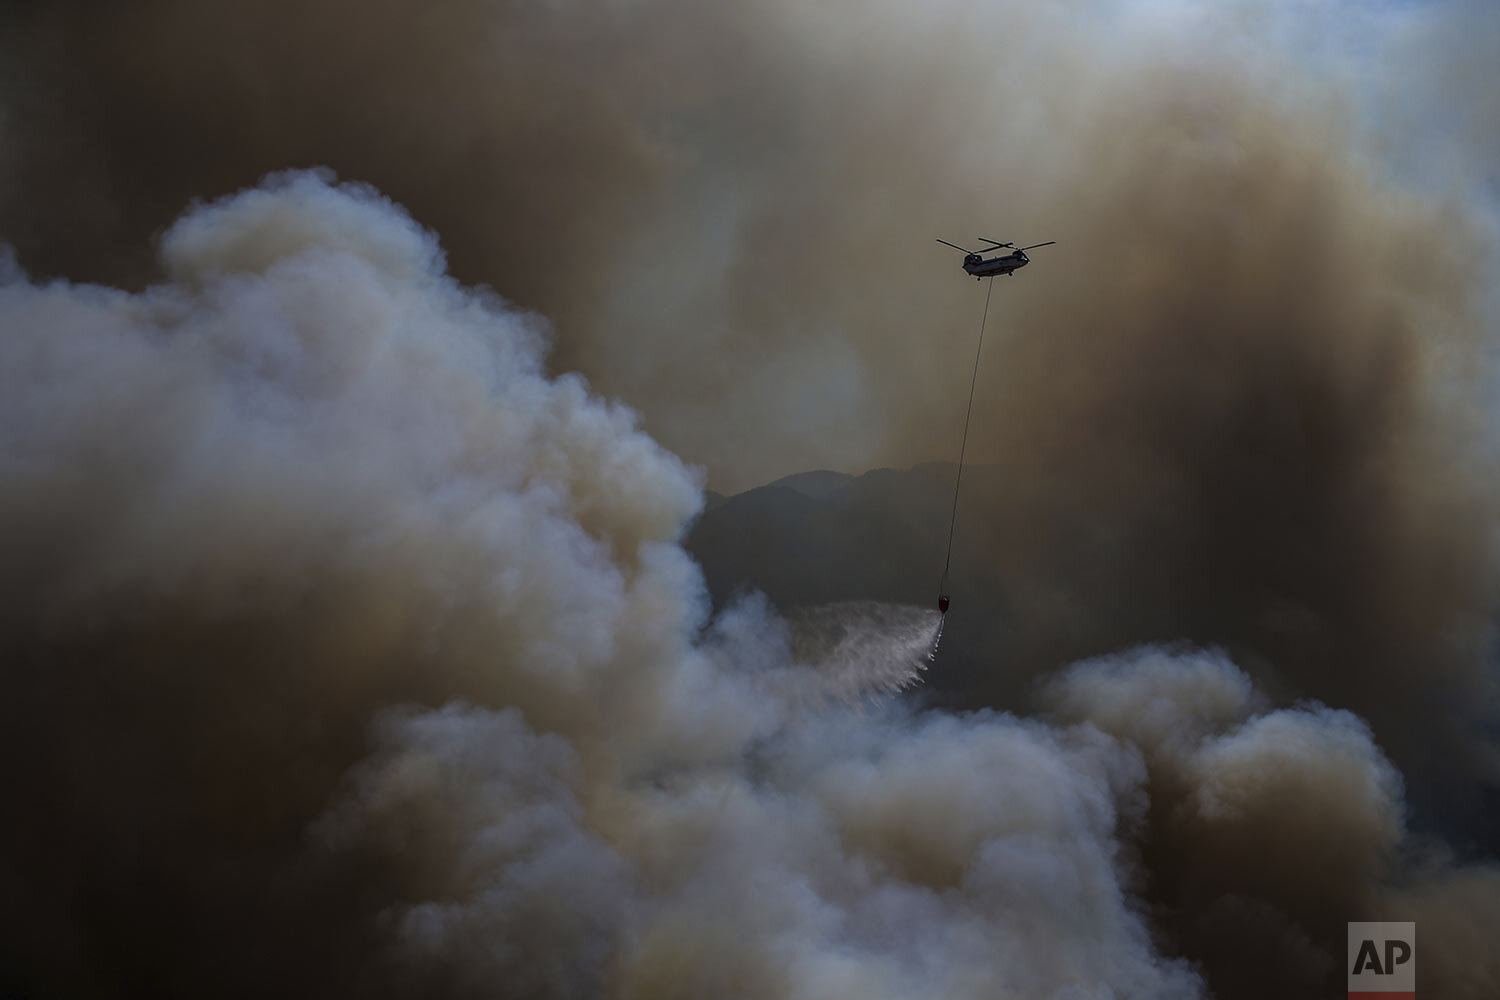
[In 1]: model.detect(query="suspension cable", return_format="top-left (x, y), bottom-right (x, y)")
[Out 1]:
top-left (938, 276), bottom-right (995, 609)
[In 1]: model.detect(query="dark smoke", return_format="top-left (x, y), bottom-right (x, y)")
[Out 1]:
top-left (3, 1), bottom-right (1500, 997)
top-left (16, 1), bottom-right (1494, 492)
top-left (946, 69), bottom-right (1500, 781)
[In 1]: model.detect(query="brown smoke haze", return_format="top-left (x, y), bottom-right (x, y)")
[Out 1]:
top-left (11, 0), bottom-right (1491, 489)
top-left (3, 1), bottom-right (1500, 998)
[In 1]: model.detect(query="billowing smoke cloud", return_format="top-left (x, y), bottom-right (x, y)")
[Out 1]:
top-left (4, 0), bottom-right (1500, 995)
top-left (0, 171), bottom-right (721, 996)
top-left (4, 5), bottom-right (1497, 775)
top-left (0, 173), bottom-right (1190, 997)
top-left (1043, 646), bottom-right (1500, 999)
top-left (2, 172), bottom-right (1497, 1000)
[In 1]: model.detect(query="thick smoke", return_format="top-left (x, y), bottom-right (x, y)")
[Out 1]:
top-left (1043, 646), bottom-right (1500, 999)
top-left (8, 1), bottom-right (1493, 489)
top-left (4, 5), bottom-right (1497, 771)
top-left (2, 172), bottom-right (1497, 1000)
top-left (3, 0), bottom-right (1500, 995)
top-left (0, 174), bottom-right (1201, 998)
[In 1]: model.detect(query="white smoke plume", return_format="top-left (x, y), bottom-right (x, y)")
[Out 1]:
top-left (2, 173), bottom-right (1496, 999)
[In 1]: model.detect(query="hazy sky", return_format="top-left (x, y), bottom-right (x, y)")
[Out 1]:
top-left (3, 0), bottom-right (1495, 490)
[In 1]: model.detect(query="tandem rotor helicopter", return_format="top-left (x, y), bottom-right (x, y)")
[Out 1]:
top-left (931, 231), bottom-right (1057, 620)
top-left (936, 238), bottom-right (1056, 279)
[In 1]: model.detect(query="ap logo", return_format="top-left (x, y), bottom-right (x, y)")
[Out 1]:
top-left (1348, 922), bottom-right (1415, 999)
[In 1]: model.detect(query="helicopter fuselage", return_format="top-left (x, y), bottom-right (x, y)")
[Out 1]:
top-left (940, 238), bottom-right (1052, 277)
top-left (962, 251), bottom-right (1029, 278)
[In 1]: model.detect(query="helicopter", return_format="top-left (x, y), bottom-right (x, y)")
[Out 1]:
top-left (937, 238), bottom-right (1055, 279)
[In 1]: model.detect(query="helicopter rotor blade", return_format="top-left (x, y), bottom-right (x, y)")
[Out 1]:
top-left (979, 239), bottom-right (1013, 249)
top-left (1018, 241), bottom-right (1056, 251)
top-left (935, 239), bottom-right (972, 253)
